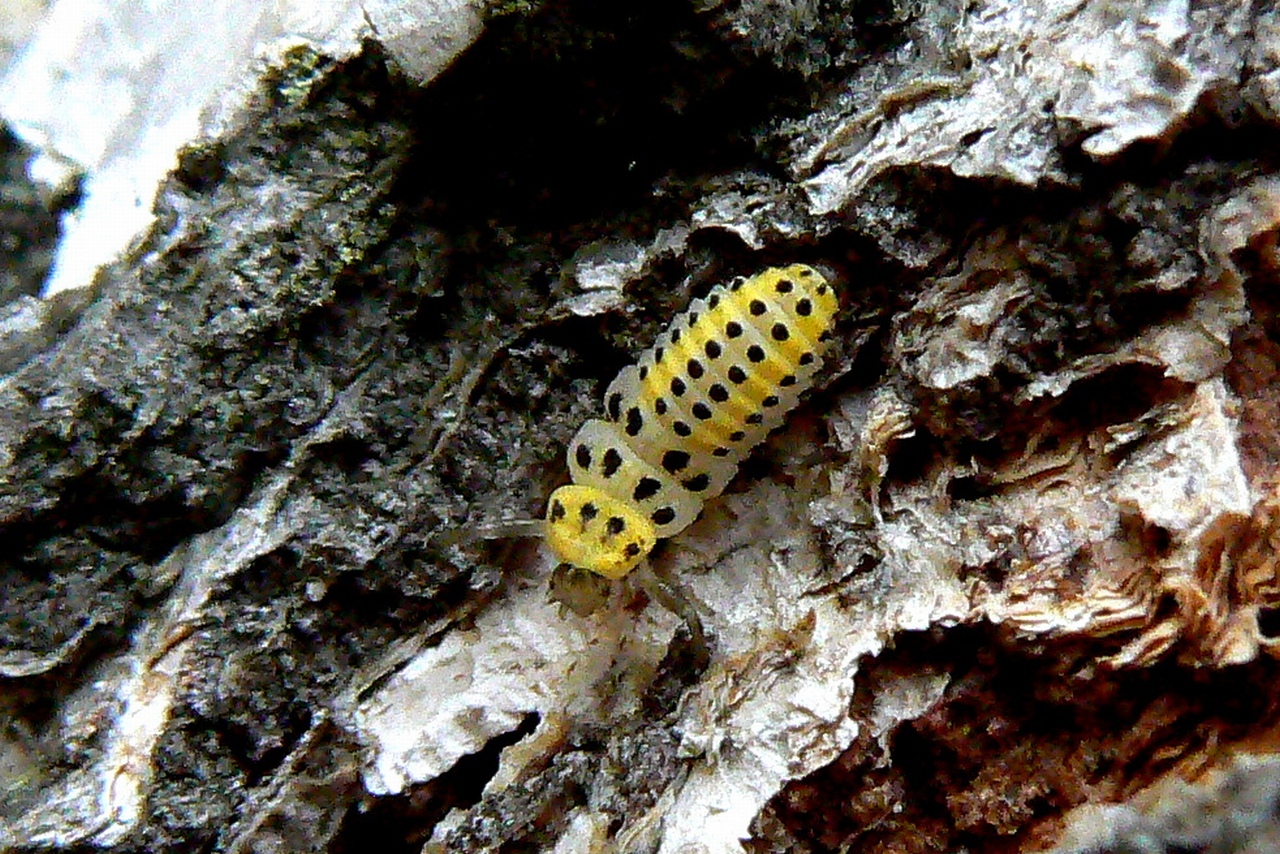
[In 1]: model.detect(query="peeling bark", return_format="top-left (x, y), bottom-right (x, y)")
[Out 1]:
top-left (1, 1), bottom-right (1279, 852)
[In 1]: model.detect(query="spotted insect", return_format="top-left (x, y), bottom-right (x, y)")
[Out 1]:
top-left (544, 263), bottom-right (839, 579)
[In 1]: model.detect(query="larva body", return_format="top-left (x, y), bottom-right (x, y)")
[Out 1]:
top-left (545, 264), bottom-right (838, 579)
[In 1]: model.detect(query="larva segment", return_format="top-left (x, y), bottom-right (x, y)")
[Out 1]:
top-left (637, 294), bottom-right (762, 452)
top-left (666, 264), bottom-right (836, 455)
top-left (603, 366), bottom-right (740, 495)
top-left (748, 265), bottom-right (839, 354)
top-left (683, 297), bottom-right (790, 448)
top-left (566, 418), bottom-right (704, 537)
top-left (545, 484), bottom-right (657, 579)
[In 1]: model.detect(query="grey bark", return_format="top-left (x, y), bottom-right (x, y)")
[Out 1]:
top-left (2, 1), bottom-right (1280, 852)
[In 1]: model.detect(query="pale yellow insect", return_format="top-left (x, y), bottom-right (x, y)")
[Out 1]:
top-left (546, 264), bottom-right (838, 578)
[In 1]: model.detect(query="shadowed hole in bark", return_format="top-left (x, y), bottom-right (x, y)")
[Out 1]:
top-left (332, 712), bottom-right (540, 854)
top-left (393, 0), bottom-right (817, 231)
top-left (1257, 607), bottom-right (1280, 641)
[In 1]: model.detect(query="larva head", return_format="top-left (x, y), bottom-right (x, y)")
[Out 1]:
top-left (544, 484), bottom-right (657, 579)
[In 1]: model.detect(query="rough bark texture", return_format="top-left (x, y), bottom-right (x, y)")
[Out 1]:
top-left (2, 1), bottom-right (1280, 852)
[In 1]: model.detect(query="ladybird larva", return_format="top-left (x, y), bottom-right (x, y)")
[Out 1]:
top-left (544, 263), bottom-right (839, 579)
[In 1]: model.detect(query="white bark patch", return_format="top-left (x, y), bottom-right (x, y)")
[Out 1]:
top-left (0, 0), bottom-right (484, 296)
top-left (796, 0), bottom-right (1254, 216)
top-left (354, 561), bottom-right (678, 796)
top-left (644, 479), bottom-right (967, 853)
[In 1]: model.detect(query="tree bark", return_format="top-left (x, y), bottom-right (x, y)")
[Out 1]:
top-left (2, 1), bottom-right (1279, 852)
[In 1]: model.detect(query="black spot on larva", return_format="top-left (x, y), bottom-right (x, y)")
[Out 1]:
top-left (749, 299), bottom-right (766, 316)
top-left (687, 358), bottom-right (705, 379)
top-left (819, 330), bottom-right (833, 342)
top-left (726, 321), bottom-right (743, 338)
top-left (747, 345), bottom-right (766, 363)
top-left (550, 500), bottom-right (566, 520)
top-left (608, 392), bottom-right (622, 420)
top-left (626, 407), bottom-right (643, 436)
top-left (763, 395), bottom-right (779, 407)
top-left (673, 421), bottom-right (692, 437)
top-left (730, 277), bottom-right (745, 292)
top-left (624, 542), bottom-right (642, 558)
top-left (639, 365), bottom-right (649, 380)
top-left (817, 284), bottom-right (829, 295)
top-left (607, 516), bottom-right (626, 535)
top-left (682, 473), bottom-right (710, 492)
top-left (799, 352), bottom-right (815, 365)
top-left (662, 449), bottom-right (690, 473)
top-left (655, 346), bottom-right (665, 363)
top-left (729, 430), bottom-right (746, 441)
top-left (692, 402), bottom-right (712, 420)
top-left (575, 444), bottom-right (592, 469)
top-left (771, 323), bottom-right (789, 342)
top-left (709, 383), bottom-right (729, 402)
top-left (709, 293), bottom-right (721, 308)
top-left (689, 311), bottom-right (699, 326)
top-left (705, 340), bottom-right (722, 359)
top-left (655, 397), bottom-right (668, 415)
top-left (776, 278), bottom-right (794, 294)
top-left (796, 298), bottom-right (812, 316)
top-left (712, 447), bottom-right (730, 457)
top-left (671, 376), bottom-right (686, 396)
top-left (780, 374), bottom-right (797, 387)
top-left (652, 507), bottom-right (676, 525)
top-left (746, 413), bottom-right (764, 425)
top-left (672, 328), bottom-right (682, 343)
top-left (602, 448), bottom-right (622, 477)
top-left (581, 502), bottom-right (599, 521)
top-left (728, 365), bottom-right (747, 384)
top-left (799, 268), bottom-right (814, 277)
top-left (634, 477), bottom-right (661, 501)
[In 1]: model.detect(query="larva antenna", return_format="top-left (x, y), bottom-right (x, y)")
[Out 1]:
top-left (434, 515), bottom-right (545, 549)
top-left (635, 558), bottom-right (712, 667)
top-left (480, 517), bottom-right (546, 540)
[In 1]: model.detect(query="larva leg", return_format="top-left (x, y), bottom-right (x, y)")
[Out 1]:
top-left (636, 560), bottom-right (714, 672)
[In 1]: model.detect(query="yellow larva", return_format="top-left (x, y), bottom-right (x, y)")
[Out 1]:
top-left (544, 264), bottom-right (838, 579)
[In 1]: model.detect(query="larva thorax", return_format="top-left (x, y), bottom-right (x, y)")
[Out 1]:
top-left (544, 263), bottom-right (838, 577)
top-left (544, 484), bottom-right (657, 580)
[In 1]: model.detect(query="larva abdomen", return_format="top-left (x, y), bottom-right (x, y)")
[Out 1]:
top-left (566, 417), bottom-right (703, 537)
top-left (545, 263), bottom-right (838, 577)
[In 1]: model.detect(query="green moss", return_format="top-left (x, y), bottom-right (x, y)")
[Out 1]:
top-left (274, 44), bottom-right (330, 108)
top-left (483, 0), bottom-right (546, 21)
